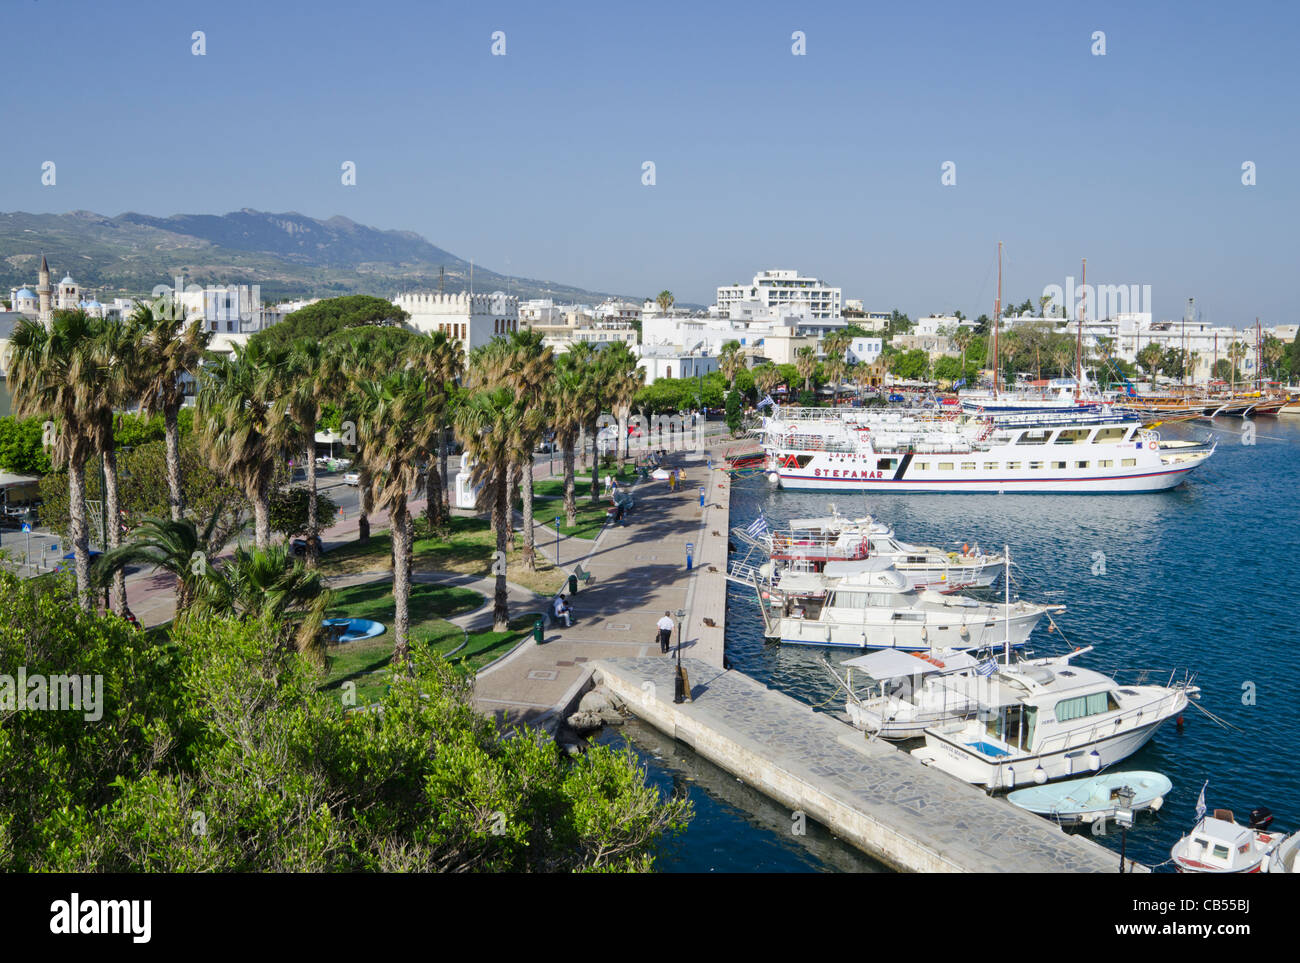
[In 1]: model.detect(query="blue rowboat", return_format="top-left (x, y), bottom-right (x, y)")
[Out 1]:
top-left (1007, 771), bottom-right (1172, 825)
top-left (322, 617), bottom-right (386, 643)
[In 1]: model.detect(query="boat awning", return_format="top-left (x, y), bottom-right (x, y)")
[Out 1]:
top-left (839, 649), bottom-right (981, 680)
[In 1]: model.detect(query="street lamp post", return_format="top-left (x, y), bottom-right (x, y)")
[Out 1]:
top-left (673, 607), bottom-right (689, 703)
top-left (555, 516), bottom-right (560, 566)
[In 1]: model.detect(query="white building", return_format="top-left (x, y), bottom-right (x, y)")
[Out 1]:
top-left (636, 345), bottom-right (719, 385)
top-left (593, 299), bottom-right (642, 323)
top-left (393, 291), bottom-right (520, 354)
top-left (717, 269), bottom-right (841, 320)
top-left (847, 337), bottom-right (884, 365)
top-left (912, 314), bottom-right (978, 337)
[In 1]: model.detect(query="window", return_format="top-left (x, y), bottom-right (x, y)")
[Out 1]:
top-left (1029, 461), bottom-right (1043, 469)
top-left (1094, 427), bottom-right (1126, 444)
top-left (1099, 459), bottom-right (1113, 468)
top-left (915, 462), bottom-right (928, 470)
top-left (938, 462), bottom-right (954, 471)
top-left (1076, 461), bottom-right (1089, 469)
top-left (1052, 461), bottom-right (1066, 469)
top-left (1122, 458), bottom-right (1137, 467)
top-left (983, 462), bottom-right (998, 470)
top-left (1212, 845), bottom-right (1231, 860)
top-left (1006, 461), bottom-right (1020, 470)
top-left (1054, 691), bottom-right (1119, 722)
top-left (877, 458), bottom-right (897, 471)
top-left (1016, 431), bottom-right (1048, 445)
top-left (962, 462), bottom-right (976, 470)
top-left (1054, 428), bottom-right (1089, 445)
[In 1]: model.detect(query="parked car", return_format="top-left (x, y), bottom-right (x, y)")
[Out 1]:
top-left (344, 472), bottom-right (361, 486)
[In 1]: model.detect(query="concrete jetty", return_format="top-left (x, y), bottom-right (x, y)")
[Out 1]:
top-left (594, 656), bottom-right (1136, 873)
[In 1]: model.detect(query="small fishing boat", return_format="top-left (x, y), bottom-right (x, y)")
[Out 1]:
top-left (1007, 771), bottom-right (1171, 825)
top-left (1171, 807), bottom-right (1289, 873)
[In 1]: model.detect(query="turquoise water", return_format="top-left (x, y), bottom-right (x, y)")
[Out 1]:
top-left (637, 415), bottom-right (1299, 871)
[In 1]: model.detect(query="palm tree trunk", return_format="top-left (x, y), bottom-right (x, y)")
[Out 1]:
top-left (164, 404), bottom-right (183, 522)
top-left (102, 446), bottom-right (126, 615)
top-left (589, 420), bottom-right (600, 502)
top-left (252, 475), bottom-right (271, 551)
top-left (438, 425), bottom-right (450, 516)
top-left (521, 456), bottom-right (536, 571)
top-left (562, 439), bottom-right (577, 528)
top-left (425, 458), bottom-right (444, 527)
top-left (68, 455), bottom-right (92, 611)
top-left (357, 466), bottom-right (372, 543)
top-left (390, 497), bottom-right (412, 672)
top-left (492, 469), bottom-right (509, 632)
top-left (305, 416), bottom-right (320, 567)
top-left (507, 463), bottom-right (520, 548)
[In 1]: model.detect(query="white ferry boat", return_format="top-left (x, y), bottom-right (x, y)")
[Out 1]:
top-left (760, 405), bottom-right (1215, 493)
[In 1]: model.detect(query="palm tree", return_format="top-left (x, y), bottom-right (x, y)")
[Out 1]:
top-left (200, 544), bottom-right (332, 665)
top-left (354, 369), bottom-right (438, 669)
top-left (821, 330), bottom-right (851, 405)
top-left (549, 358), bottom-right (587, 528)
top-left (656, 290), bottom-right (675, 316)
top-left (131, 299), bottom-right (209, 522)
top-left (471, 331), bottom-right (555, 570)
top-left (7, 311), bottom-right (102, 609)
top-left (1137, 343), bottom-right (1163, 380)
top-left (455, 385), bottom-right (522, 631)
top-left (794, 344), bottom-right (818, 397)
top-left (1227, 340), bottom-right (1247, 391)
top-left (283, 338), bottom-right (340, 567)
top-left (601, 341), bottom-right (644, 468)
top-left (717, 340), bottom-right (745, 391)
top-left (195, 340), bottom-right (289, 550)
top-left (87, 318), bottom-right (137, 615)
top-left (561, 342), bottom-right (606, 503)
top-left (952, 328), bottom-right (973, 380)
top-left (412, 330), bottom-right (465, 526)
top-left (93, 511), bottom-right (224, 614)
top-left (753, 362), bottom-right (781, 402)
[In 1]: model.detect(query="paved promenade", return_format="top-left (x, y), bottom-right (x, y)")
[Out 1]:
top-left (471, 449), bottom-right (730, 727)
top-left (595, 656), bottom-right (1137, 873)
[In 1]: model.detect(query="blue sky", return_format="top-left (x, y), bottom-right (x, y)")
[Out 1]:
top-left (4, 0), bottom-right (1297, 325)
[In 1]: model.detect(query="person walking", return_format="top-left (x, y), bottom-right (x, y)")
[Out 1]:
top-left (657, 611), bottom-right (674, 653)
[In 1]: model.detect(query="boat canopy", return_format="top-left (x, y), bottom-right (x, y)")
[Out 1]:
top-left (840, 649), bottom-right (981, 680)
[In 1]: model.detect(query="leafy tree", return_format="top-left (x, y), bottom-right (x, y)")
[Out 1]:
top-left (0, 571), bottom-right (690, 871)
top-left (268, 487), bottom-right (340, 539)
top-left (724, 389), bottom-right (742, 436)
top-left (0, 416), bottom-right (53, 475)
top-left (250, 295), bottom-right (410, 352)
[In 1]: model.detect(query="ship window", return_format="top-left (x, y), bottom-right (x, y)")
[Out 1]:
top-left (1095, 427), bottom-right (1126, 444)
top-left (1212, 845), bottom-right (1230, 860)
top-left (915, 462), bottom-right (928, 470)
top-left (1076, 461), bottom-right (1088, 468)
top-left (1052, 461), bottom-right (1066, 469)
top-left (1054, 691), bottom-right (1120, 722)
top-left (1054, 429), bottom-right (1089, 445)
top-left (1006, 461), bottom-right (1020, 470)
top-left (983, 462), bottom-right (997, 470)
top-left (1016, 431), bottom-right (1048, 445)
top-left (961, 462), bottom-right (975, 470)
top-left (877, 458), bottom-right (897, 470)
top-left (1099, 459), bottom-right (1113, 468)
top-left (938, 462), bottom-right (953, 470)
top-left (1122, 458), bottom-right (1137, 467)
top-left (1029, 461), bottom-right (1043, 469)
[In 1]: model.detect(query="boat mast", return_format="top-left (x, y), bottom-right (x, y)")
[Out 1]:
top-left (1076, 258), bottom-right (1086, 398)
top-left (1003, 545), bottom-right (1011, 665)
top-left (993, 241), bottom-right (1002, 398)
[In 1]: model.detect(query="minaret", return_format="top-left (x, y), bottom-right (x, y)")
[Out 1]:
top-left (37, 253), bottom-right (52, 326)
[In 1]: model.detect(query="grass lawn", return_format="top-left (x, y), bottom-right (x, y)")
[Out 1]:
top-left (318, 581), bottom-right (543, 704)
top-left (320, 515), bottom-right (567, 596)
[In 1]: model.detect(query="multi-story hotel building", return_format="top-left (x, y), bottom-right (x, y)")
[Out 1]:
top-left (716, 269), bottom-right (841, 320)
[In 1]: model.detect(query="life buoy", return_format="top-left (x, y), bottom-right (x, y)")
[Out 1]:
top-left (1150, 439), bottom-right (1159, 451)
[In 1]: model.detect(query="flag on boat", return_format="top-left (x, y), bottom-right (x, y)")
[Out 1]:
top-left (954, 378), bottom-right (966, 388)
top-left (1195, 780), bottom-right (1207, 821)
top-left (746, 512), bottom-right (769, 538)
top-left (757, 394), bottom-right (775, 410)
top-left (975, 658), bottom-right (997, 677)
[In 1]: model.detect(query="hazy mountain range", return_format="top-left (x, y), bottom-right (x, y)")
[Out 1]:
top-left (0, 209), bottom-right (628, 304)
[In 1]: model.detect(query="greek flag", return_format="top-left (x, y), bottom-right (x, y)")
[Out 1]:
top-left (975, 658), bottom-right (996, 677)
top-left (954, 378), bottom-right (966, 388)
top-left (746, 512), bottom-right (769, 538)
top-left (757, 394), bottom-right (775, 410)
top-left (1195, 780), bottom-right (1208, 821)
